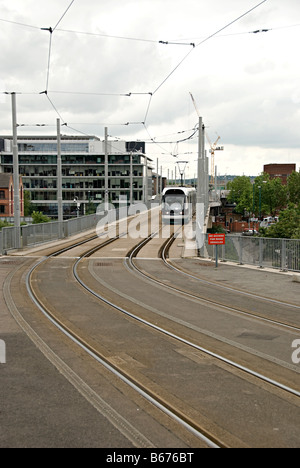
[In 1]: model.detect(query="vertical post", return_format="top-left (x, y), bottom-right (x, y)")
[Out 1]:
top-left (205, 152), bottom-right (209, 210)
top-left (197, 117), bottom-right (205, 206)
top-left (202, 122), bottom-right (206, 203)
top-left (130, 152), bottom-right (133, 206)
top-left (259, 238), bottom-right (264, 268)
top-left (11, 93), bottom-right (21, 249)
top-left (196, 117), bottom-right (205, 253)
top-left (144, 155), bottom-right (148, 206)
top-left (239, 236), bottom-right (243, 265)
top-left (156, 158), bottom-right (159, 199)
top-left (259, 186), bottom-right (262, 220)
top-left (104, 127), bottom-right (109, 210)
top-left (215, 245), bottom-right (219, 268)
top-left (281, 239), bottom-right (287, 271)
top-left (57, 119), bottom-right (63, 236)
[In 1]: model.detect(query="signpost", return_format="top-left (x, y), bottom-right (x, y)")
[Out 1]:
top-left (208, 234), bottom-right (226, 268)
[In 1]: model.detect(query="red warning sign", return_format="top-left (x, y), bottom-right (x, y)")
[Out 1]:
top-left (208, 234), bottom-right (226, 245)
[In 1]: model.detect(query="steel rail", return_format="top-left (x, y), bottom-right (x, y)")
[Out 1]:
top-left (164, 235), bottom-right (300, 310)
top-left (123, 236), bottom-right (300, 398)
top-left (25, 229), bottom-right (300, 449)
top-left (24, 221), bottom-right (222, 448)
top-left (128, 234), bottom-right (300, 333)
top-left (25, 246), bottom-right (222, 448)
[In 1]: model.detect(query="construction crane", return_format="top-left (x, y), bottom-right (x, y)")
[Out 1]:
top-left (189, 92), bottom-right (224, 185)
top-left (206, 134), bottom-right (224, 185)
top-left (189, 92), bottom-right (200, 117)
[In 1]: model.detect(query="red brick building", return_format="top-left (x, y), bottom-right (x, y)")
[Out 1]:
top-left (0, 173), bottom-right (24, 218)
top-left (264, 163), bottom-right (296, 185)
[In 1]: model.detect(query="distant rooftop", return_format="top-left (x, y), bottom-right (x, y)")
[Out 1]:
top-left (0, 135), bottom-right (99, 141)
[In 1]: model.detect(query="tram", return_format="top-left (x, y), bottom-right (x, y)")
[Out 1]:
top-left (161, 187), bottom-right (196, 224)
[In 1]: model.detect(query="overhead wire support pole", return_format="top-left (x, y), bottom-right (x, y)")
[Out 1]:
top-left (196, 117), bottom-right (206, 255)
top-left (57, 119), bottom-right (63, 233)
top-left (144, 155), bottom-right (148, 206)
top-left (104, 127), bottom-right (109, 210)
top-left (130, 152), bottom-right (133, 206)
top-left (11, 93), bottom-right (21, 249)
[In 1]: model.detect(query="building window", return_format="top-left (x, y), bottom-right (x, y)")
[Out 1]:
top-left (0, 205), bottom-right (5, 214)
top-left (0, 191), bottom-right (5, 200)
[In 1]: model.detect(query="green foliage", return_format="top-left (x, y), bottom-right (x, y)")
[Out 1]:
top-left (32, 211), bottom-right (51, 224)
top-left (253, 174), bottom-right (287, 217)
top-left (227, 176), bottom-right (253, 214)
top-left (85, 201), bottom-right (97, 215)
top-left (227, 172), bottom-right (299, 239)
top-left (0, 220), bottom-right (13, 231)
top-left (208, 225), bottom-right (227, 234)
top-left (287, 170), bottom-right (300, 205)
top-left (263, 204), bottom-right (300, 239)
top-left (24, 190), bottom-right (34, 217)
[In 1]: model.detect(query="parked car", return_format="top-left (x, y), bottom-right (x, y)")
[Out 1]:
top-left (242, 228), bottom-right (259, 236)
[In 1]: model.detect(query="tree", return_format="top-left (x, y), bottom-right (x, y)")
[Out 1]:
top-left (263, 204), bottom-right (300, 239)
top-left (227, 176), bottom-right (253, 215)
top-left (24, 190), bottom-right (34, 217)
top-left (287, 171), bottom-right (300, 205)
top-left (32, 211), bottom-right (51, 224)
top-left (250, 173), bottom-right (287, 218)
top-left (0, 220), bottom-right (13, 231)
top-left (263, 177), bottom-right (287, 216)
top-left (85, 201), bottom-right (96, 215)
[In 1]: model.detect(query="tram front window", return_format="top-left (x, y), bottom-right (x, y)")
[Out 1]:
top-left (163, 195), bottom-right (185, 211)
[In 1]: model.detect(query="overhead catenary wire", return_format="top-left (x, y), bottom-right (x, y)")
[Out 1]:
top-left (169, 22), bottom-right (300, 42)
top-left (53, 0), bottom-right (76, 32)
top-left (41, 0), bottom-right (76, 92)
top-left (152, 0), bottom-right (269, 95)
top-left (1, 0), bottom-right (271, 157)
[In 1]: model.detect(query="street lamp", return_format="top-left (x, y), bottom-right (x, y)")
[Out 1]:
top-left (177, 161), bottom-right (188, 187)
top-left (258, 186), bottom-right (262, 220)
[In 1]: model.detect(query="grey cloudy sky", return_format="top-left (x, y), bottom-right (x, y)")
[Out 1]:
top-left (0, 0), bottom-right (299, 178)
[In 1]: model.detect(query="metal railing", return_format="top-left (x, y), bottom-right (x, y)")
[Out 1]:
top-left (1, 213), bottom-right (299, 273)
top-left (204, 235), bottom-right (300, 272)
top-left (0, 213), bottom-right (102, 255)
top-left (0, 202), bottom-right (151, 255)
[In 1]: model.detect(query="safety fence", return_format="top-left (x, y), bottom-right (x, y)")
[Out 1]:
top-left (0, 213), bottom-right (99, 255)
top-left (204, 235), bottom-right (300, 273)
top-left (0, 210), bottom-right (124, 255)
top-left (1, 215), bottom-right (299, 273)
top-left (0, 203), bottom-right (151, 256)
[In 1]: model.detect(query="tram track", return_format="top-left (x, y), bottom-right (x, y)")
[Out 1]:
top-left (25, 234), bottom-right (223, 448)
top-left (16, 217), bottom-right (300, 447)
top-left (165, 234), bottom-right (300, 310)
top-left (122, 235), bottom-right (300, 394)
top-left (81, 246), bottom-right (300, 399)
top-left (127, 233), bottom-right (300, 334)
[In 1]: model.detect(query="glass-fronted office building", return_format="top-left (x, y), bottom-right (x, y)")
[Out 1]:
top-left (0, 135), bottom-right (153, 217)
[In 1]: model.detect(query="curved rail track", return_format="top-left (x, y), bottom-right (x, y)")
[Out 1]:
top-left (127, 233), bottom-right (300, 334)
top-left (164, 234), bottom-right (300, 309)
top-left (25, 235), bottom-right (222, 448)
top-left (21, 220), bottom-right (300, 448)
